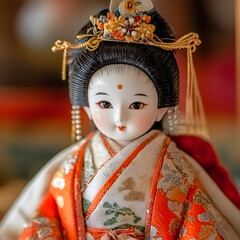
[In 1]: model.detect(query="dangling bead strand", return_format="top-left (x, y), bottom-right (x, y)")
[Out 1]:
top-left (71, 105), bottom-right (82, 142)
top-left (162, 106), bottom-right (179, 135)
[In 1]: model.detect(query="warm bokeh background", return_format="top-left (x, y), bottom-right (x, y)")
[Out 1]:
top-left (0, 0), bottom-right (239, 219)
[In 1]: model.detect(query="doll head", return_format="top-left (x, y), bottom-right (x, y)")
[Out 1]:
top-left (84, 64), bottom-right (167, 146)
top-left (52, 1), bottom-right (204, 140)
top-left (67, 9), bottom-right (180, 142)
top-left (68, 9), bottom-right (179, 109)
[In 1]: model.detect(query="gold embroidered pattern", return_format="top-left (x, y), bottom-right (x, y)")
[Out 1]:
top-left (118, 177), bottom-right (145, 202)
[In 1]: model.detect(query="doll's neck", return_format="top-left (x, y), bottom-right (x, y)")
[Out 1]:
top-left (111, 139), bottom-right (133, 148)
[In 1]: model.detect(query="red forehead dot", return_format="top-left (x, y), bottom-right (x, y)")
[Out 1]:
top-left (117, 84), bottom-right (123, 90)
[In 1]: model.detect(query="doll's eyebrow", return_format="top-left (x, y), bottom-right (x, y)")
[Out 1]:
top-left (95, 92), bottom-right (108, 96)
top-left (134, 93), bottom-right (148, 97)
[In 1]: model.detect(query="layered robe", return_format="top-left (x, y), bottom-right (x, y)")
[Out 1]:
top-left (1, 130), bottom-right (240, 239)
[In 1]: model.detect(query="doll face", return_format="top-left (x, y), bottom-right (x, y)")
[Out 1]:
top-left (85, 65), bottom-right (166, 147)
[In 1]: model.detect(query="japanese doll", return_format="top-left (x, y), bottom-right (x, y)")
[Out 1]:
top-left (0, 0), bottom-right (240, 239)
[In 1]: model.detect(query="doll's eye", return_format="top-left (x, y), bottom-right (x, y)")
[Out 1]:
top-left (97, 101), bottom-right (113, 109)
top-left (129, 102), bottom-right (146, 110)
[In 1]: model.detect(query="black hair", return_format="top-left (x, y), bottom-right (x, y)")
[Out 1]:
top-left (68, 9), bottom-right (179, 108)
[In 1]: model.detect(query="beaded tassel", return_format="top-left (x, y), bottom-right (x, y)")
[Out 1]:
top-left (162, 106), bottom-right (179, 135)
top-left (71, 106), bottom-right (82, 142)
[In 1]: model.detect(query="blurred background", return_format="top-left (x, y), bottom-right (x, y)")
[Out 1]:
top-left (0, 0), bottom-right (239, 219)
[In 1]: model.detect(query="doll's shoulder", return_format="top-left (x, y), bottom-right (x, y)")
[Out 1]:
top-left (167, 134), bottom-right (240, 210)
top-left (49, 134), bottom-right (94, 179)
top-left (50, 131), bottom-right (97, 174)
top-left (159, 137), bottom-right (197, 193)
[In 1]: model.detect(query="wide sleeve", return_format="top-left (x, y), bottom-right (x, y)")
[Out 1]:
top-left (17, 150), bottom-right (81, 239)
top-left (18, 192), bottom-right (64, 240)
top-left (0, 143), bottom-right (80, 240)
top-left (178, 182), bottom-right (225, 239)
top-left (149, 141), bottom-right (240, 240)
top-left (171, 135), bottom-right (240, 209)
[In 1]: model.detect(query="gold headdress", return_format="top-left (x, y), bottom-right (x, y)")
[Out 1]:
top-left (52, 0), bottom-right (208, 140)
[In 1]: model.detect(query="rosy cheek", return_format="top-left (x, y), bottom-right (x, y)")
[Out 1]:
top-left (134, 114), bottom-right (155, 129)
top-left (92, 111), bottom-right (109, 129)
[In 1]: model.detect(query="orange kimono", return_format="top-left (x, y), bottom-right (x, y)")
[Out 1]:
top-left (18, 130), bottom-right (240, 239)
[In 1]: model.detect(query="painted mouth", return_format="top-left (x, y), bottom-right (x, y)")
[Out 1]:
top-left (117, 126), bottom-right (126, 131)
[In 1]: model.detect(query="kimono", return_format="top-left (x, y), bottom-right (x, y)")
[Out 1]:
top-left (1, 130), bottom-right (240, 239)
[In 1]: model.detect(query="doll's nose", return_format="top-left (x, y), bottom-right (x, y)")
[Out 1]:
top-left (115, 106), bottom-right (126, 123)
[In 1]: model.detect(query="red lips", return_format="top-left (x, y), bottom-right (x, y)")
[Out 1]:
top-left (117, 126), bottom-right (126, 131)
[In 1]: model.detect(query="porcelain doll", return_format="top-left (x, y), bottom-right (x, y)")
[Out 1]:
top-left (1, 0), bottom-right (240, 239)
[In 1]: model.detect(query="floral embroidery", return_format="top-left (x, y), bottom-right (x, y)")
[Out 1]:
top-left (192, 189), bottom-right (227, 239)
top-left (33, 217), bottom-right (50, 225)
top-left (19, 216), bottom-right (61, 239)
top-left (169, 218), bottom-right (180, 236)
top-left (86, 228), bottom-right (141, 240)
top-left (81, 147), bottom-right (95, 191)
top-left (198, 213), bottom-right (210, 222)
top-left (113, 224), bottom-right (144, 233)
top-left (37, 227), bottom-right (53, 238)
top-left (154, 143), bottom-right (203, 237)
top-left (56, 195), bottom-right (64, 208)
top-left (52, 177), bottom-right (65, 190)
top-left (51, 168), bottom-right (65, 191)
top-left (156, 143), bottom-right (197, 232)
top-left (62, 154), bottom-right (78, 174)
top-left (118, 177), bottom-right (136, 191)
top-left (199, 225), bottom-right (217, 240)
top-left (193, 190), bottom-right (211, 208)
top-left (102, 202), bottom-right (142, 229)
top-left (183, 214), bottom-right (196, 225)
top-left (82, 198), bottom-right (91, 214)
top-left (157, 153), bottom-right (191, 197)
top-left (179, 226), bottom-right (187, 237)
top-left (167, 201), bottom-right (183, 218)
top-left (150, 226), bottom-right (163, 240)
top-left (118, 177), bottom-right (145, 202)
